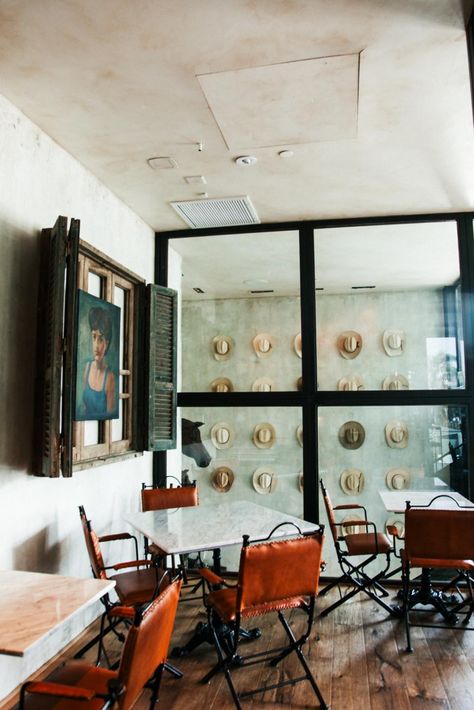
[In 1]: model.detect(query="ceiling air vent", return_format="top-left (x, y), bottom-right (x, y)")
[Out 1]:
top-left (170, 196), bottom-right (260, 229)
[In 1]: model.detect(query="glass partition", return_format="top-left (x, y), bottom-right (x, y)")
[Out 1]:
top-left (170, 231), bottom-right (301, 392)
top-left (314, 221), bottom-right (464, 391)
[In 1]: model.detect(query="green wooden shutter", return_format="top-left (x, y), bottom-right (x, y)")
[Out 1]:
top-left (146, 284), bottom-right (177, 450)
top-left (34, 216), bottom-right (68, 476)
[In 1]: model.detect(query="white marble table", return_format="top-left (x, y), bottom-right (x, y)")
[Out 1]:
top-left (125, 499), bottom-right (318, 560)
top-left (380, 489), bottom-right (473, 514)
top-left (0, 570), bottom-right (115, 656)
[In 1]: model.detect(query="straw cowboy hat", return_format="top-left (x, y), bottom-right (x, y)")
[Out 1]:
top-left (293, 333), bottom-right (302, 358)
top-left (338, 421), bottom-right (365, 449)
top-left (252, 467), bottom-right (278, 494)
top-left (210, 422), bottom-right (235, 450)
top-left (342, 514), bottom-right (364, 535)
top-left (252, 377), bottom-right (275, 392)
top-left (382, 373), bottom-right (409, 390)
top-left (386, 468), bottom-right (410, 491)
top-left (298, 472), bottom-right (304, 492)
top-left (337, 375), bottom-right (364, 391)
top-left (384, 421), bottom-right (409, 448)
top-left (296, 376), bottom-right (303, 391)
top-left (252, 422), bottom-right (276, 448)
top-left (210, 377), bottom-right (234, 393)
top-left (252, 333), bottom-right (274, 358)
top-left (337, 331), bottom-right (362, 359)
top-left (211, 466), bottom-right (235, 492)
top-left (382, 329), bottom-right (406, 357)
top-left (211, 335), bottom-right (234, 361)
top-left (340, 468), bottom-right (365, 495)
top-left (296, 424), bottom-right (303, 447)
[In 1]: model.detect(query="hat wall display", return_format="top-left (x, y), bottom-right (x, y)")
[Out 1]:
top-left (252, 422), bottom-right (276, 448)
top-left (211, 335), bottom-right (234, 361)
top-left (384, 421), bottom-right (409, 448)
top-left (338, 421), bottom-right (365, 449)
top-left (340, 468), bottom-right (365, 495)
top-left (294, 333), bottom-right (302, 358)
top-left (386, 467), bottom-right (410, 491)
top-left (252, 377), bottom-right (275, 392)
top-left (296, 424), bottom-right (303, 447)
top-left (211, 466), bottom-right (235, 492)
top-left (210, 422), bottom-right (235, 450)
top-left (252, 467), bottom-right (278, 494)
top-left (382, 373), bottom-right (409, 390)
top-left (382, 329), bottom-right (406, 357)
top-left (337, 331), bottom-right (362, 359)
top-left (210, 377), bottom-right (234, 393)
top-left (337, 375), bottom-right (364, 391)
top-left (252, 333), bottom-right (274, 358)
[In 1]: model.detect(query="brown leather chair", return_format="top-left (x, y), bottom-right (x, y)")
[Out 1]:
top-left (201, 523), bottom-right (328, 710)
top-left (319, 480), bottom-right (399, 617)
top-left (401, 496), bottom-right (474, 652)
top-left (19, 578), bottom-right (182, 709)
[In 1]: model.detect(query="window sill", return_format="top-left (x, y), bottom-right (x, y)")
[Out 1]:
top-left (73, 450), bottom-right (144, 472)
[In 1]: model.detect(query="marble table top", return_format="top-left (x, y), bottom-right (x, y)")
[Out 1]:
top-left (0, 570), bottom-right (114, 656)
top-left (380, 489), bottom-right (473, 514)
top-left (125, 500), bottom-right (319, 556)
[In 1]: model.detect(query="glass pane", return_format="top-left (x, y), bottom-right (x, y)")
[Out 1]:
top-left (111, 286), bottom-right (125, 441)
top-left (318, 404), bottom-right (469, 578)
top-left (170, 231), bottom-right (301, 392)
top-left (180, 406), bottom-right (303, 572)
top-left (315, 222), bottom-right (464, 391)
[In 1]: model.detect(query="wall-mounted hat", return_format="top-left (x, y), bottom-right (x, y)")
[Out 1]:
top-left (340, 468), bottom-right (365, 495)
top-left (252, 333), bottom-right (274, 358)
top-left (296, 424), bottom-right (303, 447)
top-left (385, 518), bottom-right (405, 538)
top-left (384, 421), bottom-right (409, 448)
top-left (296, 376), bottom-right (303, 391)
top-left (382, 373), bottom-right (409, 390)
top-left (338, 421), bottom-right (365, 449)
top-left (211, 335), bottom-right (234, 361)
top-left (252, 422), bottom-right (276, 448)
top-left (386, 468), bottom-right (410, 491)
top-left (337, 331), bottom-right (362, 359)
top-left (252, 377), bottom-right (274, 392)
top-left (294, 333), bottom-right (302, 358)
top-left (298, 471), bottom-right (304, 492)
top-left (342, 514), bottom-right (364, 535)
top-left (252, 467), bottom-right (277, 494)
top-left (210, 422), bottom-right (235, 450)
top-left (210, 377), bottom-right (234, 393)
top-left (382, 329), bottom-right (406, 357)
top-left (211, 466), bottom-right (234, 492)
top-left (337, 375), bottom-right (364, 391)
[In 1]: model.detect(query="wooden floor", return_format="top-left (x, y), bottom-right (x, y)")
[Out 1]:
top-left (18, 583), bottom-right (474, 710)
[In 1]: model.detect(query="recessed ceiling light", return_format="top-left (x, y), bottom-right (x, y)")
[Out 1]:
top-left (147, 156), bottom-right (178, 170)
top-left (184, 175), bottom-right (207, 184)
top-left (278, 150), bottom-right (294, 158)
top-left (235, 155), bottom-right (258, 166)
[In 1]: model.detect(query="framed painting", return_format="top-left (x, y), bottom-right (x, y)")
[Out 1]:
top-left (75, 290), bottom-right (120, 421)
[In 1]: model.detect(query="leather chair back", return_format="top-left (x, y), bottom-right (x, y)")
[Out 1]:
top-left (141, 484), bottom-right (198, 512)
top-left (405, 507), bottom-right (474, 561)
top-left (320, 482), bottom-right (338, 544)
top-left (79, 506), bottom-right (107, 580)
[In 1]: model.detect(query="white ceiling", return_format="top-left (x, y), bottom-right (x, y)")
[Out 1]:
top-left (1, 0), bottom-right (474, 233)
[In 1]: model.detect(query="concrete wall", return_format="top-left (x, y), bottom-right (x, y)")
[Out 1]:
top-left (0, 93), bottom-right (155, 700)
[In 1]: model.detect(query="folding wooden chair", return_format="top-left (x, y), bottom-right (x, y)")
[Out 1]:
top-left (20, 579), bottom-right (182, 709)
top-left (319, 480), bottom-right (399, 617)
top-left (201, 523), bottom-right (328, 710)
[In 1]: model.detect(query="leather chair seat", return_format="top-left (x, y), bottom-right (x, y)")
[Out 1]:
top-left (345, 532), bottom-right (391, 556)
top-left (400, 549), bottom-right (474, 570)
top-left (111, 566), bottom-right (167, 606)
top-left (207, 587), bottom-right (307, 623)
top-left (21, 662), bottom-right (116, 709)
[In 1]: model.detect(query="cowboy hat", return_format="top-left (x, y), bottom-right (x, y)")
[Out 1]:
top-left (337, 375), bottom-right (364, 391)
top-left (294, 333), bottom-right (302, 358)
top-left (384, 421), bottom-right (409, 448)
top-left (382, 373), bottom-right (409, 390)
top-left (211, 466), bottom-right (235, 492)
top-left (385, 468), bottom-right (410, 491)
top-left (210, 377), bottom-right (234, 393)
top-left (382, 329), bottom-right (406, 357)
top-left (296, 376), bottom-right (303, 391)
top-left (252, 467), bottom-right (277, 494)
top-left (337, 331), bottom-right (362, 359)
top-left (252, 333), bottom-right (274, 358)
top-left (296, 424), bottom-right (303, 447)
top-left (252, 377), bottom-right (275, 392)
top-left (210, 422), bottom-right (235, 450)
top-left (338, 421), bottom-right (365, 449)
top-left (252, 422), bottom-right (276, 448)
top-left (340, 468), bottom-right (365, 495)
top-left (298, 471), bottom-right (304, 492)
top-left (211, 335), bottom-right (234, 361)
top-left (342, 514), bottom-right (364, 535)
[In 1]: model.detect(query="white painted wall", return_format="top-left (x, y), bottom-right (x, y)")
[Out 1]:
top-left (0, 93), bottom-right (155, 700)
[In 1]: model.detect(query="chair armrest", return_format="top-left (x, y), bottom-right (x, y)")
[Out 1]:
top-left (198, 567), bottom-right (226, 587)
top-left (334, 504), bottom-right (366, 511)
top-left (386, 524), bottom-right (403, 557)
top-left (341, 519), bottom-right (375, 529)
top-left (107, 605), bottom-right (136, 620)
top-left (108, 559), bottom-right (152, 571)
top-left (98, 531), bottom-right (140, 560)
top-left (21, 681), bottom-right (96, 702)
